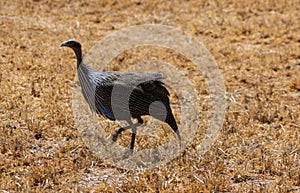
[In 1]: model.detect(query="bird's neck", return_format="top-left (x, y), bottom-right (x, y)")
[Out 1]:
top-left (73, 47), bottom-right (83, 69)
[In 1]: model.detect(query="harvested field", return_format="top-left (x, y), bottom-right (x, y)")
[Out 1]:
top-left (0, 0), bottom-right (299, 192)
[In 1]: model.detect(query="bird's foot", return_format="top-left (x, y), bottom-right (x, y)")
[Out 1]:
top-left (111, 126), bottom-right (129, 143)
top-left (137, 117), bottom-right (144, 124)
top-left (112, 132), bottom-right (118, 142)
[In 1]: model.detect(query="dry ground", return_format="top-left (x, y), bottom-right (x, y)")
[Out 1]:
top-left (0, 0), bottom-right (299, 192)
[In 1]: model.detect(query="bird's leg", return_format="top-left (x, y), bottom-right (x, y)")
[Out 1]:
top-left (112, 118), bottom-right (144, 156)
top-left (112, 118), bottom-right (143, 142)
top-left (137, 116), bottom-right (144, 124)
top-left (129, 120), bottom-right (137, 153)
top-left (121, 120), bottom-right (137, 158)
top-left (112, 125), bottom-right (131, 142)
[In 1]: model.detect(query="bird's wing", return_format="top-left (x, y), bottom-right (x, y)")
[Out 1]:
top-left (113, 72), bottom-right (165, 87)
top-left (97, 72), bottom-right (171, 118)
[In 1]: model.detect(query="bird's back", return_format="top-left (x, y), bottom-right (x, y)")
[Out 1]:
top-left (89, 72), bottom-right (171, 121)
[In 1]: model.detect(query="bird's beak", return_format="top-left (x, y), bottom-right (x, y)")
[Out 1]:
top-left (60, 41), bottom-right (68, 47)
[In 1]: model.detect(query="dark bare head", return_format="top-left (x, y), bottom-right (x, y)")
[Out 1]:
top-left (61, 39), bottom-right (83, 66)
top-left (61, 39), bottom-right (81, 49)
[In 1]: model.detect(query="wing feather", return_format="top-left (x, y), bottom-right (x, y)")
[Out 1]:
top-left (89, 71), bottom-right (171, 120)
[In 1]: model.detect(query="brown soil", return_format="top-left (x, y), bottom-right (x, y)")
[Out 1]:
top-left (0, 0), bottom-right (299, 192)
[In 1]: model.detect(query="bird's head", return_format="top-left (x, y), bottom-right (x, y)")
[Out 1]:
top-left (61, 40), bottom-right (83, 65)
top-left (61, 39), bottom-right (81, 49)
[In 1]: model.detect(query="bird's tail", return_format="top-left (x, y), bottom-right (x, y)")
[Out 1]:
top-left (165, 113), bottom-right (181, 141)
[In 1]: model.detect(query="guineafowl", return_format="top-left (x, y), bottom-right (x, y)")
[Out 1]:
top-left (61, 39), bottom-right (181, 153)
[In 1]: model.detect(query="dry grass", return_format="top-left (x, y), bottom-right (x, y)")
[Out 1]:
top-left (0, 0), bottom-right (299, 192)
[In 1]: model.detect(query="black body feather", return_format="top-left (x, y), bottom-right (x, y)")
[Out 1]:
top-left (61, 39), bottom-right (181, 152)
